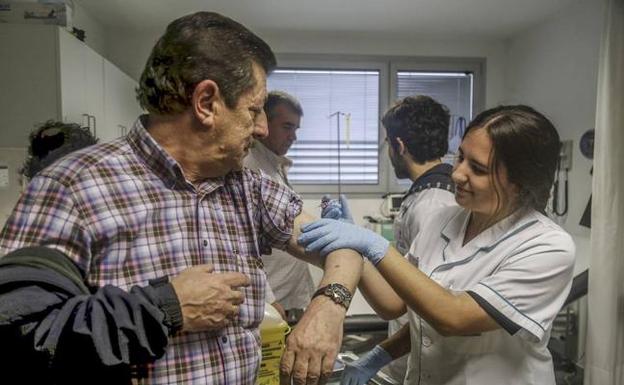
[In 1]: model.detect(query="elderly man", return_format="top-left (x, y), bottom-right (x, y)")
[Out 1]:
top-left (0, 12), bottom-right (362, 385)
top-left (244, 91), bottom-right (315, 322)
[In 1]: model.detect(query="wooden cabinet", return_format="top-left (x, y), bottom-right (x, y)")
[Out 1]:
top-left (0, 23), bottom-right (142, 147)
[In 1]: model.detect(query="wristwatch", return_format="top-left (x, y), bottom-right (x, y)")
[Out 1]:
top-left (312, 283), bottom-right (352, 310)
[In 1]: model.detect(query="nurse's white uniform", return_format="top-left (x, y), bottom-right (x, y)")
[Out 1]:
top-left (404, 206), bottom-right (575, 385)
top-left (385, 164), bottom-right (455, 383)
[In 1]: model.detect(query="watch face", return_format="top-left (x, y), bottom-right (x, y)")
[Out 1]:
top-left (314, 283), bottom-right (352, 309)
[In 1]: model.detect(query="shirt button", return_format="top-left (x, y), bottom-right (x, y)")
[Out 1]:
top-left (203, 240), bottom-right (208, 247)
top-left (221, 336), bottom-right (228, 343)
top-left (422, 336), bottom-right (432, 347)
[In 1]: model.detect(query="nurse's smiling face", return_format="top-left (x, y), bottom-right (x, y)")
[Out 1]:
top-left (451, 127), bottom-right (517, 221)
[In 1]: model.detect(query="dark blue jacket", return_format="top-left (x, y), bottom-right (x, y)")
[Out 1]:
top-left (0, 246), bottom-right (182, 384)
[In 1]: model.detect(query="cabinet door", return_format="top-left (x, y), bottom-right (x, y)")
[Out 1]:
top-left (103, 58), bottom-right (141, 142)
top-left (0, 24), bottom-right (60, 147)
top-left (84, 46), bottom-right (104, 140)
top-left (58, 27), bottom-right (88, 127)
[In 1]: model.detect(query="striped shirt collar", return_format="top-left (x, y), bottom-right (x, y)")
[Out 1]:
top-left (406, 162), bottom-right (455, 196)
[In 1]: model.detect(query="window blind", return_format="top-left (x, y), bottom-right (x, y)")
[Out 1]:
top-left (394, 71), bottom-right (474, 185)
top-left (267, 69), bottom-right (380, 184)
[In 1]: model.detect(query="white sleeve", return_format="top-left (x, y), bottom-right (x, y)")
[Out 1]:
top-left (469, 229), bottom-right (575, 342)
top-left (265, 279), bottom-right (276, 304)
top-left (406, 193), bottom-right (456, 250)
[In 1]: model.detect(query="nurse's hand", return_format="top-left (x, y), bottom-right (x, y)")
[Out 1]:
top-left (298, 219), bottom-right (389, 265)
top-left (321, 194), bottom-right (354, 223)
top-left (341, 345), bottom-right (393, 385)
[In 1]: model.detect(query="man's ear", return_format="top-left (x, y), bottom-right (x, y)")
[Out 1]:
top-left (192, 79), bottom-right (222, 128)
top-left (394, 137), bottom-right (407, 156)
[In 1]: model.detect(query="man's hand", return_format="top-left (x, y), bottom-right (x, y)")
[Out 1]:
top-left (170, 264), bottom-right (250, 332)
top-left (280, 297), bottom-right (345, 385)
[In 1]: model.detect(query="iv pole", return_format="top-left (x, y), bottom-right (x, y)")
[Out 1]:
top-left (328, 111), bottom-right (348, 196)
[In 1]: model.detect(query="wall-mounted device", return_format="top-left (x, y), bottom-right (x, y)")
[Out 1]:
top-left (385, 193), bottom-right (404, 214)
top-left (553, 140), bottom-right (572, 217)
top-left (559, 140), bottom-right (573, 171)
top-left (0, 164), bottom-right (9, 189)
top-left (580, 129), bottom-right (594, 159)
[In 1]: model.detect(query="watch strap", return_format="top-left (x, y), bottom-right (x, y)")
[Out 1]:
top-left (312, 283), bottom-right (352, 310)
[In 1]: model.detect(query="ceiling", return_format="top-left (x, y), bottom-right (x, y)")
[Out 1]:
top-left (76, 0), bottom-right (579, 40)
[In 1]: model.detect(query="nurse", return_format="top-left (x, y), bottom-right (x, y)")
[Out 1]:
top-left (298, 105), bottom-right (575, 385)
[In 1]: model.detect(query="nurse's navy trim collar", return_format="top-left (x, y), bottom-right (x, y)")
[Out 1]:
top-left (405, 163), bottom-right (455, 199)
top-left (437, 208), bottom-right (539, 265)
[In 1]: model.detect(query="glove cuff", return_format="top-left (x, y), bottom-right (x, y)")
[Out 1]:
top-left (360, 345), bottom-right (393, 371)
top-left (366, 237), bottom-right (390, 266)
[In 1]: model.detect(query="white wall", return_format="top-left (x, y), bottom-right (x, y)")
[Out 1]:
top-left (70, 0), bottom-right (108, 58)
top-left (503, 0), bottom-right (606, 273)
top-left (264, 31), bottom-right (508, 109)
top-left (503, 0), bottom-right (606, 363)
top-left (104, 29), bottom-right (508, 110)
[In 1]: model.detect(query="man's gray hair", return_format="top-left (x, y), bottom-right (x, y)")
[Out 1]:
top-left (264, 90), bottom-right (303, 120)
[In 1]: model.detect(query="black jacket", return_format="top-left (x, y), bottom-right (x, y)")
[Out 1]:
top-left (0, 246), bottom-right (182, 384)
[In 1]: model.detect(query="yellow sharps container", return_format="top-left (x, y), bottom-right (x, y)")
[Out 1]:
top-left (257, 304), bottom-right (290, 385)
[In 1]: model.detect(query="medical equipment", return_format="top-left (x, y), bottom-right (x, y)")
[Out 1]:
top-left (383, 193), bottom-right (404, 215)
top-left (363, 216), bottom-right (394, 244)
top-left (579, 129), bottom-right (594, 159)
top-left (258, 304), bottom-right (290, 385)
top-left (328, 111), bottom-right (351, 196)
top-left (552, 140), bottom-right (572, 216)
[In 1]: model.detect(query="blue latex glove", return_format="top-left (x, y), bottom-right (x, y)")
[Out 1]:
top-left (298, 219), bottom-right (390, 265)
top-left (341, 345), bottom-right (393, 385)
top-left (321, 194), bottom-right (354, 223)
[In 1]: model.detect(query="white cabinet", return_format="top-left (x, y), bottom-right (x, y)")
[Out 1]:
top-left (0, 24), bottom-right (141, 147)
top-left (101, 59), bottom-right (142, 142)
top-left (0, 24), bottom-right (59, 147)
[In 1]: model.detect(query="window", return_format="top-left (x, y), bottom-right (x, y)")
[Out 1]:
top-left (396, 71), bottom-right (473, 156)
top-left (392, 71), bottom-right (475, 187)
top-left (267, 69), bottom-right (380, 185)
top-left (268, 55), bottom-right (484, 195)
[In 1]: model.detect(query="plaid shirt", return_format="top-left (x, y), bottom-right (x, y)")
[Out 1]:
top-left (0, 116), bottom-right (303, 384)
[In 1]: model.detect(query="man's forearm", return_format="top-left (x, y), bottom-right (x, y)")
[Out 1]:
top-left (281, 210), bottom-right (364, 385)
top-left (286, 209), bottom-right (364, 281)
top-left (317, 249), bottom-right (362, 293)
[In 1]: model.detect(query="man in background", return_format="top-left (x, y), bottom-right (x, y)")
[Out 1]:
top-left (244, 91), bottom-right (315, 323)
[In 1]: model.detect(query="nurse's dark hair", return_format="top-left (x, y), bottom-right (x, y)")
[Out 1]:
top-left (137, 11), bottom-right (276, 114)
top-left (464, 105), bottom-right (560, 214)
